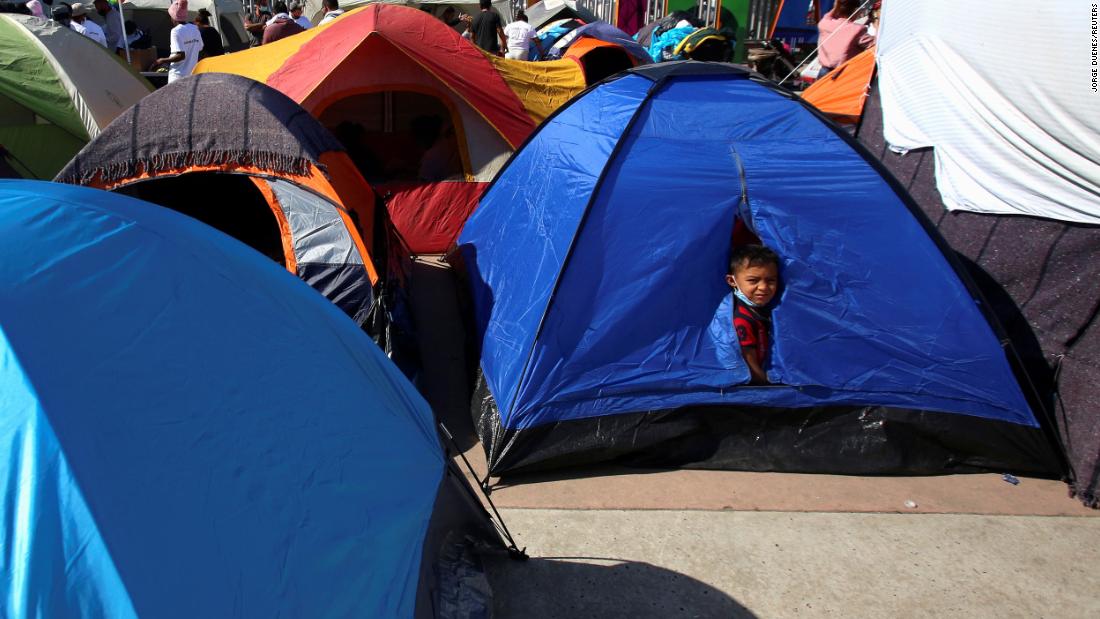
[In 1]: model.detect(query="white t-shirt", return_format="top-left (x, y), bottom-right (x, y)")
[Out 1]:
top-left (503, 20), bottom-right (536, 56)
top-left (72, 19), bottom-right (107, 47)
top-left (318, 9), bottom-right (343, 25)
top-left (168, 23), bottom-right (204, 83)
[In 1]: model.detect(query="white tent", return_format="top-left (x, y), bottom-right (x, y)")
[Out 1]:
top-left (877, 1), bottom-right (1100, 224)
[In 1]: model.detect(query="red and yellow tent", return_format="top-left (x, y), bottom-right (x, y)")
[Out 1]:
top-left (802, 46), bottom-right (877, 126)
top-left (196, 4), bottom-right (585, 255)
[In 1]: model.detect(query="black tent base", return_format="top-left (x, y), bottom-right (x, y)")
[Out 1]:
top-left (472, 374), bottom-right (1063, 480)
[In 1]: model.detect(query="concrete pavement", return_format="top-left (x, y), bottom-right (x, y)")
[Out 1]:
top-left (484, 510), bottom-right (1100, 618)
top-left (471, 459), bottom-right (1099, 617)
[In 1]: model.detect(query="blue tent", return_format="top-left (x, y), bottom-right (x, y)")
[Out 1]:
top-left (0, 181), bottom-right (495, 617)
top-left (544, 21), bottom-right (653, 65)
top-left (458, 63), bottom-right (1062, 477)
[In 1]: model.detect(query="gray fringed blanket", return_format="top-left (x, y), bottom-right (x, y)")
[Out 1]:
top-left (56, 73), bottom-right (344, 185)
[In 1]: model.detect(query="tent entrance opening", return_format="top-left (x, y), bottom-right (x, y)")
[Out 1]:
top-left (321, 91), bottom-right (465, 184)
top-left (116, 172), bottom-right (285, 264)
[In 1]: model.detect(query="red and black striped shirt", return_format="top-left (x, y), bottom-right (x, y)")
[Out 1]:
top-left (733, 297), bottom-right (771, 367)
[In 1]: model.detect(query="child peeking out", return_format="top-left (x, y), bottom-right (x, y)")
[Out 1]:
top-left (725, 244), bottom-right (780, 384)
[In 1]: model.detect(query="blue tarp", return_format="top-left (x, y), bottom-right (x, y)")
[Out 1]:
top-left (772, 0), bottom-right (836, 41)
top-left (646, 25), bottom-right (694, 61)
top-left (0, 181), bottom-right (443, 617)
top-left (533, 20), bottom-right (580, 58)
top-left (460, 65), bottom-right (1038, 433)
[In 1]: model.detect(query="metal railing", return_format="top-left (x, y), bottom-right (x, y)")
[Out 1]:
top-left (696, 0), bottom-right (717, 28)
top-left (552, 0), bottom-right (788, 36)
top-left (746, 0), bottom-right (781, 39)
top-left (580, 0), bottom-right (617, 24)
top-left (633, 0), bottom-right (783, 33)
top-left (643, 0), bottom-right (662, 25)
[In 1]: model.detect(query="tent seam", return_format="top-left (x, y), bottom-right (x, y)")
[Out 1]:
top-left (499, 75), bottom-right (665, 438)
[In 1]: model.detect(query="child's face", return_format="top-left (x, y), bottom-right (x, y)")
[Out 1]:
top-left (726, 262), bottom-right (779, 306)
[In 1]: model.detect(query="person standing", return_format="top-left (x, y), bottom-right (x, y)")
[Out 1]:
top-left (93, 0), bottom-right (123, 52)
top-left (194, 8), bottom-right (223, 57)
top-left (119, 19), bottom-right (153, 52)
top-left (816, 0), bottom-right (874, 77)
top-left (25, 1), bottom-right (45, 18)
top-left (261, 1), bottom-right (303, 44)
top-left (469, 0), bottom-right (505, 55)
top-left (317, 0), bottom-right (342, 25)
top-left (151, 0), bottom-right (204, 83)
top-left (502, 10), bottom-right (541, 60)
top-left (50, 3), bottom-right (73, 28)
top-left (438, 6), bottom-right (469, 34)
top-left (289, 1), bottom-right (310, 29)
top-left (244, 0), bottom-right (271, 46)
top-left (69, 3), bottom-right (107, 46)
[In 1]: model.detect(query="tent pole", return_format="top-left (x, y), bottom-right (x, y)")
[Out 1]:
top-left (438, 422), bottom-right (527, 560)
top-left (779, 0), bottom-right (870, 86)
top-left (119, 2), bottom-right (130, 64)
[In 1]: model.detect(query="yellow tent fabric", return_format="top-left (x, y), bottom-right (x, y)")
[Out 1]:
top-left (485, 53), bottom-right (585, 124)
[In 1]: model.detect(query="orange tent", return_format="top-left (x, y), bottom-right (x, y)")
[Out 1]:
top-left (564, 37), bottom-right (640, 84)
top-left (196, 5), bottom-right (585, 255)
top-left (802, 46), bottom-right (877, 125)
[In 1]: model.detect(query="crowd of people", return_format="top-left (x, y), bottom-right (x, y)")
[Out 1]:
top-left (0, 0), bottom-right (348, 82)
top-left (244, 0), bottom-right (323, 47)
top-left (438, 0), bottom-right (540, 61)
top-left (17, 0), bottom-right (124, 49)
top-left (0, 0), bottom-right (879, 113)
top-left (0, 0), bottom-right (230, 82)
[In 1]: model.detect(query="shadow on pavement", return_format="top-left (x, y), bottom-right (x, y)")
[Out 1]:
top-left (484, 554), bottom-right (757, 618)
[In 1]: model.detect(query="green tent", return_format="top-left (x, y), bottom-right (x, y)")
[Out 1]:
top-left (0, 14), bottom-right (152, 180)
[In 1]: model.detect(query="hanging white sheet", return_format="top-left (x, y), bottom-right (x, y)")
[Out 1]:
top-left (876, 1), bottom-right (1100, 224)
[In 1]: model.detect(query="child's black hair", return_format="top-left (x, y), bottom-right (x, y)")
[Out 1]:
top-left (728, 244), bottom-right (779, 274)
